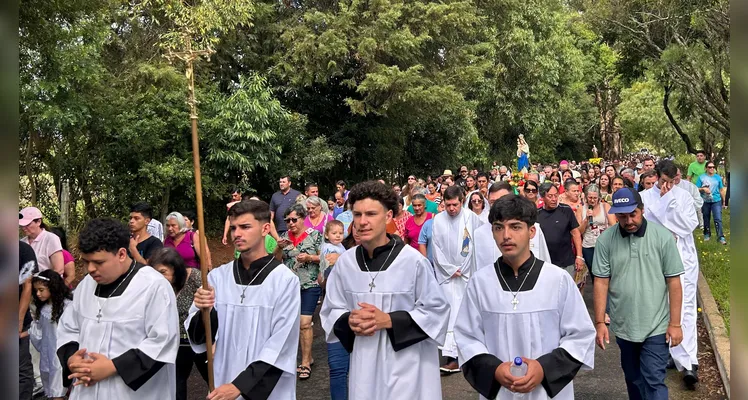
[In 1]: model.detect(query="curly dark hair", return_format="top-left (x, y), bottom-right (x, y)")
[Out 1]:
top-left (348, 181), bottom-right (398, 213)
top-left (32, 269), bottom-right (72, 324)
top-left (78, 218), bottom-right (130, 255)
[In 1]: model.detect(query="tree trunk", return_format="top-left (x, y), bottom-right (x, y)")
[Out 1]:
top-left (25, 129), bottom-right (37, 206)
top-left (78, 174), bottom-right (97, 220)
top-left (663, 84), bottom-right (698, 154)
top-left (159, 188), bottom-right (170, 223)
top-left (60, 180), bottom-right (71, 231)
top-left (594, 84), bottom-right (622, 160)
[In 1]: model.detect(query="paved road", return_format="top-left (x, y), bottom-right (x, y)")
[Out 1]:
top-left (187, 277), bottom-right (726, 399)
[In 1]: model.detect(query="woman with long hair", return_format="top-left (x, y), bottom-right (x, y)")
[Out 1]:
top-left (150, 247), bottom-right (206, 400)
top-left (604, 165), bottom-right (617, 181)
top-left (598, 174), bottom-right (612, 203)
top-left (549, 171), bottom-right (564, 194)
top-left (465, 191), bottom-right (489, 223)
top-left (30, 269), bottom-right (72, 400)
top-left (579, 184), bottom-right (615, 324)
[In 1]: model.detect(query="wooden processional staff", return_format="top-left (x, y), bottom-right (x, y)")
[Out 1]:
top-left (167, 38), bottom-right (216, 391)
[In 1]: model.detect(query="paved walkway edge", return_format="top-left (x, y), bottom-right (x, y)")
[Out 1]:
top-left (698, 270), bottom-right (731, 398)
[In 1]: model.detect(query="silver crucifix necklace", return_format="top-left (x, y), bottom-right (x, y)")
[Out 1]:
top-left (95, 261), bottom-right (136, 323)
top-left (235, 257), bottom-right (274, 303)
top-left (496, 258), bottom-right (536, 310)
top-left (360, 240), bottom-right (396, 292)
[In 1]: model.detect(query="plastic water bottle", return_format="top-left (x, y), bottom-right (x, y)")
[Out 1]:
top-left (510, 357), bottom-right (528, 398)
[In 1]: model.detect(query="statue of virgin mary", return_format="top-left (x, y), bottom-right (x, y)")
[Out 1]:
top-left (517, 134), bottom-right (530, 172)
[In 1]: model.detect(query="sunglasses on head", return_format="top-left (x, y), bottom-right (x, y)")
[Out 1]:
top-left (284, 217), bottom-right (299, 223)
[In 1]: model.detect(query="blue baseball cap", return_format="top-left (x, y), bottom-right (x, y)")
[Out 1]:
top-left (608, 188), bottom-right (642, 214)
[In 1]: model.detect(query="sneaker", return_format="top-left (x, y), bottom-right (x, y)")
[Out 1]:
top-left (719, 237), bottom-right (727, 245)
top-left (703, 235), bottom-right (710, 241)
top-left (440, 360), bottom-right (461, 373)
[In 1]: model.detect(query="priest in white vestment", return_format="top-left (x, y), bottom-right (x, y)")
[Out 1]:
top-left (321, 181), bottom-right (450, 400)
top-left (186, 200), bottom-right (300, 400)
top-left (434, 186), bottom-right (484, 372)
top-left (455, 195), bottom-right (595, 400)
top-left (641, 160), bottom-right (700, 386)
top-left (57, 218), bottom-right (179, 400)
top-left (474, 182), bottom-right (551, 268)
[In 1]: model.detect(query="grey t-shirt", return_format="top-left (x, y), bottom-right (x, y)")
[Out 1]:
top-left (269, 188), bottom-right (301, 232)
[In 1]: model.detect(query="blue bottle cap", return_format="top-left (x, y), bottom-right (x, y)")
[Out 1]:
top-left (514, 357), bottom-right (522, 366)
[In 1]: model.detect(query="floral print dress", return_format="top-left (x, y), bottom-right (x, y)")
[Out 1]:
top-left (280, 228), bottom-right (322, 290)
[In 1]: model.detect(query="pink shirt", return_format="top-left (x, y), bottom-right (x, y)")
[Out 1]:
top-left (304, 213), bottom-right (333, 234)
top-left (62, 249), bottom-right (74, 265)
top-left (21, 229), bottom-right (63, 274)
top-left (403, 213), bottom-right (433, 250)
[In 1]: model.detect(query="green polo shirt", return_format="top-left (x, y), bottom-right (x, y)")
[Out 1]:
top-left (687, 160), bottom-right (706, 183)
top-left (407, 199), bottom-right (439, 214)
top-left (591, 219), bottom-right (684, 342)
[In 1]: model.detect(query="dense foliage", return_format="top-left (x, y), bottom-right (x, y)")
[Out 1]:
top-left (20, 0), bottom-right (729, 233)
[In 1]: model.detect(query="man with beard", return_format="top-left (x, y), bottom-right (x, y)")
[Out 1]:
top-left (431, 186), bottom-right (484, 373)
top-left (593, 188), bottom-right (684, 399)
top-left (454, 166), bottom-right (469, 189)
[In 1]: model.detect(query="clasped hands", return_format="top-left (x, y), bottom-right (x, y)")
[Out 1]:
top-left (67, 348), bottom-right (117, 387)
top-left (494, 357), bottom-right (544, 393)
top-left (348, 302), bottom-right (391, 336)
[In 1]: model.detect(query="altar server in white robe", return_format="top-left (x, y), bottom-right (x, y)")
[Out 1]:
top-left (455, 195), bottom-right (595, 400)
top-left (321, 181), bottom-right (450, 400)
top-left (434, 186), bottom-right (483, 373)
top-left (186, 200), bottom-right (300, 400)
top-left (641, 160), bottom-right (700, 387)
top-left (474, 182), bottom-right (551, 268)
top-left (57, 218), bottom-right (179, 400)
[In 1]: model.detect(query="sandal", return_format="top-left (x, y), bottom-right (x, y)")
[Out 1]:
top-left (298, 366), bottom-right (311, 380)
top-left (296, 361), bottom-right (314, 373)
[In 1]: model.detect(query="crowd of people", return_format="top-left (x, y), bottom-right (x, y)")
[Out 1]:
top-left (17, 150), bottom-right (728, 400)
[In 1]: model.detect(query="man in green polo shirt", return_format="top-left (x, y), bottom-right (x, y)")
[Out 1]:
top-left (592, 188), bottom-right (684, 400)
top-left (686, 150), bottom-right (707, 183)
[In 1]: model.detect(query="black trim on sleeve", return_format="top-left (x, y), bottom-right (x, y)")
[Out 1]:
top-left (462, 353), bottom-right (503, 399)
top-left (57, 341), bottom-right (79, 388)
top-left (232, 361), bottom-right (283, 400)
top-left (536, 348), bottom-right (583, 398)
top-left (333, 312), bottom-right (355, 353)
top-left (112, 349), bottom-right (165, 391)
top-left (187, 308), bottom-right (218, 345)
top-left (385, 311), bottom-right (429, 351)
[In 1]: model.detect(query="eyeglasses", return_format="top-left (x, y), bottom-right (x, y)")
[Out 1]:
top-left (471, 199), bottom-right (484, 203)
top-left (283, 217), bottom-right (299, 223)
top-left (525, 188), bottom-right (538, 193)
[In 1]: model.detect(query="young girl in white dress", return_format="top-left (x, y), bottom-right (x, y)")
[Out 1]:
top-left (30, 269), bottom-right (72, 400)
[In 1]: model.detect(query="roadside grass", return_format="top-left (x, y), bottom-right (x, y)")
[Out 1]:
top-left (694, 208), bottom-right (730, 332)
